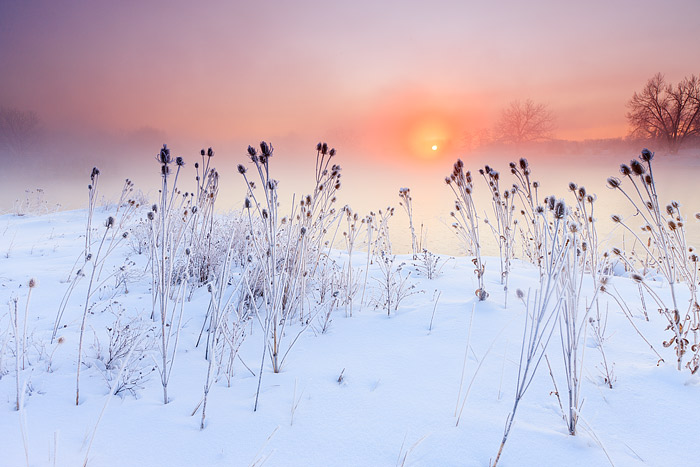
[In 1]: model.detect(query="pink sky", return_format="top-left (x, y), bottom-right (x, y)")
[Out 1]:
top-left (2, 0), bottom-right (699, 156)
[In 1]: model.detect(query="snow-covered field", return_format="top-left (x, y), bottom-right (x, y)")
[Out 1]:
top-left (1, 203), bottom-right (698, 467)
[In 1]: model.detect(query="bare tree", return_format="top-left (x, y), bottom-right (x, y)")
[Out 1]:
top-left (627, 73), bottom-right (700, 154)
top-left (0, 106), bottom-right (41, 155)
top-left (494, 99), bottom-right (555, 147)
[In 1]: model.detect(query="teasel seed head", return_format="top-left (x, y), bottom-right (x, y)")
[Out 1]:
top-left (105, 216), bottom-right (115, 228)
top-left (247, 145), bottom-right (257, 158)
top-left (631, 273), bottom-right (644, 283)
top-left (244, 198), bottom-right (251, 209)
top-left (554, 200), bottom-right (566, 219)
top-left (607, 177), bottom-right (621, 189)
top-left (547, 196), bottom-right (555, 211)
top-left (630, 160), bottom-right (645, 176)
top-left (258, 141), bottom-right (272, 158)
top-left (640, 148), bottom-right (654, 162)
top-left (158, 144), bottom-right (171, 164)
top-left (28, 278), bottom-right (36, 288)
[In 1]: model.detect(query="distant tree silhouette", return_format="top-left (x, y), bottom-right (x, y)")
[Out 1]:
top-left (627, 73), bottom-right (700, 154)
top-left (494, 99), bottom-right (555, 148)
top-left (0, 106), bottom-right (41, 155)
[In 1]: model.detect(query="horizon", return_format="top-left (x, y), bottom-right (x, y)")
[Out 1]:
top-left (1, 0), bottom-right (700, 237)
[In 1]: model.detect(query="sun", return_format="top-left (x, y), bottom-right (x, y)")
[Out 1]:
top-left (431, 145), bottom-right (438, 151)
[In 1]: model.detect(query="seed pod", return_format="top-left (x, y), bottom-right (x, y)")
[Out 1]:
top-left (640, 148), bottom-right (654, 162)
top-left (607, 177), bottom-right (621, 188)
top-left (554, 201), bottom-right (566, 219)
top-left (260, 141), bottom-right (272, 157)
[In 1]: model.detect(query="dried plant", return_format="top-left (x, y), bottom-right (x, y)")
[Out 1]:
top-left (372, 252), bottom-right (421, 316)
top-left (398, 187), bottom-right (419, 259)
top-left (148, 145), bottom-right (195, 404)
top-left (414, 249), bottom-right (449, 280)
top-left (446, 159), bottom-right (487, 300)
top-left (492, 204), bottom-right (571, 466)
top-left (341, 206), bottom-right (363, 317)
top-left (240, 141), bottom-right (336, 410)
top-left (589, 302), bottom-right (615, 389)
top-left (96, 308), bottom-right (156, 397)
top-left (607, 148), bottom-right (699, 371)
top-left (551, 198), bottom-right (601, 435)
top-left (480, 165), bottom-right (517, 305)
top-left (509, 158), bottom-right (544, 272)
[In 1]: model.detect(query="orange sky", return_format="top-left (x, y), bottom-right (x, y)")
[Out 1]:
top-left (2, 1), bottom-right (699, 149)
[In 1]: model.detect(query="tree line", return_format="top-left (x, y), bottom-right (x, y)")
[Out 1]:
top-left (467, 73), bottom-right (700, 154)
top-left (2, 73), bottom-right (699, 156)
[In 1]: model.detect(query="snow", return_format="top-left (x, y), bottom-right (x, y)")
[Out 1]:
top-left (0, 208), bottom-right (698, 466)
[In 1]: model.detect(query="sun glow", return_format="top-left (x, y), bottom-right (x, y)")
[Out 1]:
top-left (404, 114), bottom-right (459, 161)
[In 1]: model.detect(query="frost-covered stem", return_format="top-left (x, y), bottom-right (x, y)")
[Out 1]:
top-left (200, 286), bottom-right (219, 429)
top-left (76, 224), bottom-right (110, 406)
top-left (360, 217), bottom-right (373, 307)
top-left (85, 168), bottom-right (99, 261)
top-left (21, 285), bottom-right (33, 371)
top-left (399, 188), bottom-right (418, 259)
top-left (11, 299), bottom-right (20, 411)
top-left (446, 160), bottom-right (486, 300)
top-left (493, 221), bottom-right (568, 466)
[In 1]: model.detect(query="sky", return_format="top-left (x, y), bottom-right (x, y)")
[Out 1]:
top-left (1, 0), bottom-right (699, 234)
